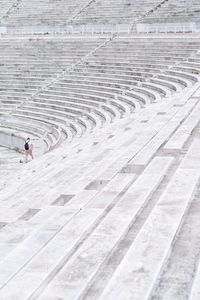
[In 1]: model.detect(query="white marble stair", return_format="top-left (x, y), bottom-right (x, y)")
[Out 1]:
top-left (0, 82), bottom-right (199, 300)
top-left (99, 145), bottom-right (200, 300)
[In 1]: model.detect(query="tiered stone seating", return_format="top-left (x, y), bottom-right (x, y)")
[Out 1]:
top-left (0, 3), bottom-right (200, 300)
top-left (0, 36), bottom-right (107, 148)
top-left (140, 0), bottom-right (200, 23)
top-left (0, 2), bottom-right (200, 300)
top-left (2, 0), bottom-right (163, 26)
top-left (0, 35), bottom-right (200, 151)
top-left (4, 0), bottom-right (200, 27)
top-left (0, 0), bottom-right (15, 19)
top-left (22, 36), bottom-right (200, 132)
top-left (0, 0), bottom-right (90, 26)
top-left (1, 0), bottom-right (200, 32)
top-left (0, 81), bottom-right (199, 299)
top-left (0, 36), bottom-right (103, 106)
top-left (0, 117), bottom-right (60, 153)
top-left (70, 0), bottom-right (163, 25)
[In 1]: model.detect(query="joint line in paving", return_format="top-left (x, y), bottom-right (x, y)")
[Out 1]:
top-left (26, 175), bottom-right (137, 300)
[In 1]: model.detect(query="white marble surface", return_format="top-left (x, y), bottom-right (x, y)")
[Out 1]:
top-left (0, 81), bottom-right (200, 300)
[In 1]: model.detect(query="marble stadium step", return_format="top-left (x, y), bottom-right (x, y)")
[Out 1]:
top-left (164, 101), bottom-right (200, 151)
top-left (0, 3), bottom-right (200, 300)
top-left (129, 96), bottom-right (200, 166)
top-left (32, 157), bottom-right (172, 300)
top-left (190, 258), bottom-right (200, 300)
top-left (99, 143), bottom-right (200, 300)
top-left (1, 0), bottom-right (164, 26)
top-left (0, 80), bottom-right (199, 198)
top-left (0, 35), bottom-right (199, 150)
top-left (0, 82), bottom-right (199, 299)
top-left (0, 118), bottom-right (64, 155)
top-left (139, 0), bottom-right (200, 24)
top-left (0, 94), bottom-right (182, 196)
top-left (149, 139), bottom-right (200, 300)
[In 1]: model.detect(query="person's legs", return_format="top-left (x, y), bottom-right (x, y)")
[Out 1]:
top-left (29, 145), bottom-right (34, 160)
top-left (30, 149), bottom-right (34, 160)
top-left (25, 150), bottom-right (33, 162)
top-left (25, 151), bottom-right (28, 163)
top-left (27, 149), bottom-right (34, 160)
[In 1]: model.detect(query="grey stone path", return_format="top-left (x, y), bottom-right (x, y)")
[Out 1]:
top-left (0, 82), bottom-right (200, 300)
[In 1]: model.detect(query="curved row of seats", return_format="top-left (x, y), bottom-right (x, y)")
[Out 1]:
top-left (0, 36), bottom-right (107, 150)
top-left (0, 0), bottom-right (15, 20)
top-left (1, 0), bottom-right (163, 26)
top-left (0, 116), bottom-right (63, 151)
top-left (0, 0), bottom-right (90, 25)
top-left (70, 0), bottom-right (163, 25)
top-left (2, 0), bottom-right (200, 27)
top-left (0, 35), bottom-right (200, 149)
top-left (12, 36), bottom-right (199, 136)
top-left (0, 84), bottom-right (200, 299)
top-left (140, 0), bottom-right (200, 23)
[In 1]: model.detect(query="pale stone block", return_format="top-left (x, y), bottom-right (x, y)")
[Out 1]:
top-left (130, 97), bottom-right (199, 165)
top-left (86, 191), bottom-right (119, 209)
top-left (103, 173), bottom-right (136, 192)
top-left (189, 260), bottom-right (200, 300)
top-left (165, 102), bottom-right (200, 150)
top-left (66, 190), bottom-right (97, 209)
top-left (35, 208), bottom-right (144, 300)
top-left (99, 169), bottom-right (199, 300)
top-left (0, 208), bottom-right (103, 299)
top-left (180, 139), bottom-right (200, 170)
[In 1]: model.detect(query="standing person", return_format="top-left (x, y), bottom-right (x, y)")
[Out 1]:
top-left (24, 137), bottom-right (34, 163)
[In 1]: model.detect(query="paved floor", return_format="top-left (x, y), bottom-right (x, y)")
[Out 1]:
top-left (0, 146), bottom-right (22, 178)
top-left (0, 82), bottom-right (200, 300)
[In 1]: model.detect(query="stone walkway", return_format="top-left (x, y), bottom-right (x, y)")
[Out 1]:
top-left (0, 82), bottom-right (200, 300)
